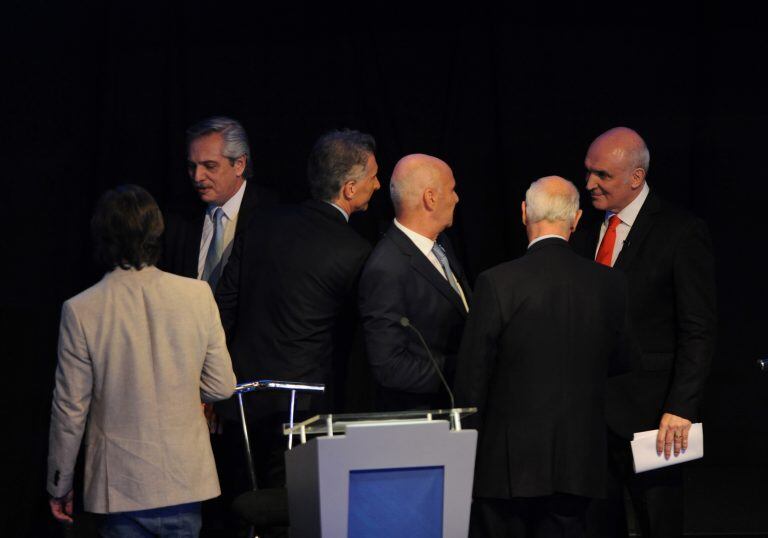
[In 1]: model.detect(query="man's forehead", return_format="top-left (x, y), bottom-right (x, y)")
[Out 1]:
top-left (586, 143), bottom-right (627, 167)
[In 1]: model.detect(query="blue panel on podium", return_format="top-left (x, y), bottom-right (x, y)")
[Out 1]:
top-left (347, 466), bottom-right (444, 538)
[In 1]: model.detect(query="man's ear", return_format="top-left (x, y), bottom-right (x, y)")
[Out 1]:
top-left (234, 155), bottom-right (247, 178)
top-left (571, 208), bottom-right (583, 232)
top-left (342, 180), bottom-right (356, 200)
top-left (521, 201), bottom-right (528, 226)
top-left (423, 187), bottom-right (437, 210)
top-left (631, 167), bottom-right (646, 189)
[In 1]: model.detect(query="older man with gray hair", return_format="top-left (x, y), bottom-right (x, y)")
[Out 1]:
top-left (455, 176), bottom-right (631, 538)
top-left (161, 116), bottom-right (278, 290)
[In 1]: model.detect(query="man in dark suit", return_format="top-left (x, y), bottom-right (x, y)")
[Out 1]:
top-left (572, 127), bottom-right (716, 537)
top-left (158, 117), bottom-right (279, 535)
top-left (215, 129), bottom-right (380, 489)
top-left (160, 116), bottom-right (277, 288)
top-left (455, 176), bottom-right (630, 538)
top-left (358, 154), bottom-right (470, 411)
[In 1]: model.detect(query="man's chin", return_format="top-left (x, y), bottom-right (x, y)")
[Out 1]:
top-left (197, 192), bottom-right (215, 204)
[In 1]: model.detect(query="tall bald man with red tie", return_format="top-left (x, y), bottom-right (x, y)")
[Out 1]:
top-left (573, 127), bottom-right (716, 537)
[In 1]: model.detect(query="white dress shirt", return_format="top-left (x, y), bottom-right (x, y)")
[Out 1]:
top-left (197, 180), bottom-right (247, 279)
top-left (393, 219), bottom-right (469, 311)
top-left (595, 182), bottom-right (650, 266)
top-left (528, 234), bottom-right (567, 248)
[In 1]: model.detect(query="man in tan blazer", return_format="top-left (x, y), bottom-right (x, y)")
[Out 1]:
top-left (47, 185), bottom-right (236, 536)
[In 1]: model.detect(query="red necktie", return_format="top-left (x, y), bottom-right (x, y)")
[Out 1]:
top-left (596, 215), bottom-right (621, 267)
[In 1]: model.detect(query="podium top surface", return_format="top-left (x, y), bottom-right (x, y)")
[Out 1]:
top-left (282, 407), bottom-right (477, 436)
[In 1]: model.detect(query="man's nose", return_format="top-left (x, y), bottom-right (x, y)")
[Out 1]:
top-left (585, 173), bottom-right (597, 190)
top-left (194, 166), bottom-right (207, 183)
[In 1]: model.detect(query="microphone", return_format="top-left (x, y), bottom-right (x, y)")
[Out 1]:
top-left (399, 316), bottom-right (456, 409)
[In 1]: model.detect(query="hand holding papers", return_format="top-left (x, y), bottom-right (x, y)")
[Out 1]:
top-left (631, 423), bottom-right (704, 473)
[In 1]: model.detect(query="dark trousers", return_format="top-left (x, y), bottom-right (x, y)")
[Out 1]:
top-left (471, 494), bottom-right (591, 538)
top-left (586, 431), bottom-right (683, 538)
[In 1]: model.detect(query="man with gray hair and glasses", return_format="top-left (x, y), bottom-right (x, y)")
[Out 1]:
top-left (455, 176), bottom-right (631, 538)
top-left (161, 116), bottom-right (277, 290)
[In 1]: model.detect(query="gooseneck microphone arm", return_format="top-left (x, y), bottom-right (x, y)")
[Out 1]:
top-left (399, 316), bottom-right (456, 409)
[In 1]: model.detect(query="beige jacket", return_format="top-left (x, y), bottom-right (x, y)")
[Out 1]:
top-left (47, 266), bottom-right (236, 513)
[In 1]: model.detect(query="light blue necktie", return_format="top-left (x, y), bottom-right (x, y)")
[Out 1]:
top-left (202, 207), bottom-right (225, 290)
top-left (431, 243), bottom-right (463, 299)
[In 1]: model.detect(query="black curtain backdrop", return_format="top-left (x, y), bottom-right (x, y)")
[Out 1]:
top-left (5, 3), bottom-right (768, 536)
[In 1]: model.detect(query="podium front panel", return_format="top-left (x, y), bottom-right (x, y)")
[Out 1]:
top-left (286, 419), bottom-right (476, 537)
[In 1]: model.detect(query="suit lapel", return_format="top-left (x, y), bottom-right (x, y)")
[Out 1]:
top-left (614, 193), bottom-right (661, 270)
top-left (585, 220), bottom-right (601, 259)
top-left (387, 226), bottom-right (468, 317)
top-left (234, 181), bottom-right (254, 235)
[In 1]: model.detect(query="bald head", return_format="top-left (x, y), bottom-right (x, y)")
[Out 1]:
top-left (390, 154), bottom-right (459, 240)
top-left (390, 154), bottom-right (451, 208)
top-left (522, 176), bottom-right (582, 241)
top-left (589, 127), bottom-right (650, 173)
top-left (584, 127), bottom-right (649, 213)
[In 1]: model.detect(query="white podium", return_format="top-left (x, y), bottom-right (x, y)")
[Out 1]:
top-left (284, 409), bottom-right (478, 538)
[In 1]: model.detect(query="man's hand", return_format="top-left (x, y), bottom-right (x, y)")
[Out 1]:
top-left (203, 402), bottom-right (222, 434)
top-left (49, 489), bottom-right (74, 524)
top-left (656, 412), bottom-right (692, 459)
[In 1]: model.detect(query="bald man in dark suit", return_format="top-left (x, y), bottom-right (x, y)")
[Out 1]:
top-left (572, 127), bottom-right (716, 538)
top-left (358, 154), bottom-right (471, 411)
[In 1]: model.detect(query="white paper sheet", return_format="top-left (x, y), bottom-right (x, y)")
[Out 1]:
top-left (631, 423), bottom-right (703, 473)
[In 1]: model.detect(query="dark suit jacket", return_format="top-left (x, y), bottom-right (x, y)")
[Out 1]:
top-left (215, 200), bottom-right (372, 419)
top-left (454, 238), bottom-right (630, 500)
top-left (571, 192), bottom-right (717, 438)
top-left (358, 224), bottom-right (471, 411)
top-left (159, 181), bottom-right (278, 279)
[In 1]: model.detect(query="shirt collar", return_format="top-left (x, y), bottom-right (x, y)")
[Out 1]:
top-left (326, 201), bottom-right (349, 222)
top-left (528, 234), bottom-right (567, 248)
top-left (209, 180), bottom-right (247, 221)
top-left (606, 182), bottom-right (650, 227)
top-left (394, 218), bottom-right (435, 257)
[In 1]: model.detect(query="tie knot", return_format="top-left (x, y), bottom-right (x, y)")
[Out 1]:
top-left (211, 207), bottom-right (224, 223)
top-left (431, 243), bottom-right (447, 260)
top-left (607, 214), bottom-right (621, 230)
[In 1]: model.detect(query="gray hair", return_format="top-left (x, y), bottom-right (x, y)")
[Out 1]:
top-left (187, 116), bottom-right (252, 178)
top-left (631, 144), bottom-right (650, 174)
top-left (307, 129), bottom-right (376, 202)
top-left (390, 175), bottom-right (420, 210)
top-left (525, 176), bottom-right (580, 224)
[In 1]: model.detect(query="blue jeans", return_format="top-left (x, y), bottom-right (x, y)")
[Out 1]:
top-left (100, 502), bottom-right (201, 537)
